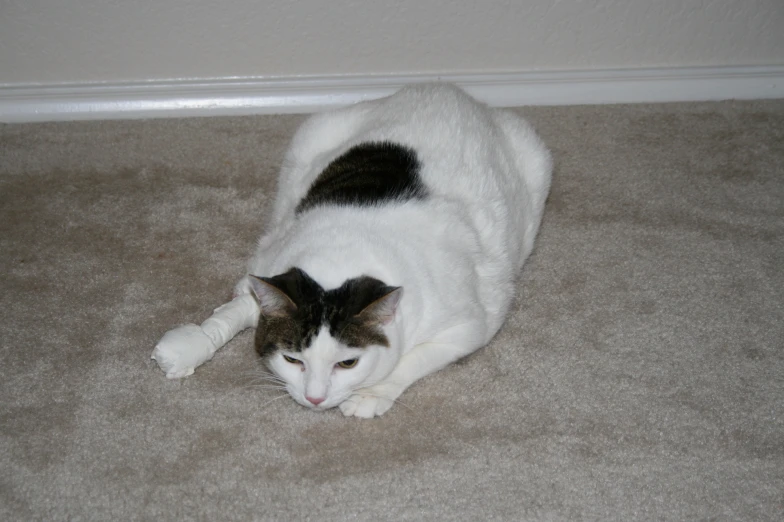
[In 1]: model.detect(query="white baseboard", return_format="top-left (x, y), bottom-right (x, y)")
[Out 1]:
top-left (1, 65), bottom-right (782, 123)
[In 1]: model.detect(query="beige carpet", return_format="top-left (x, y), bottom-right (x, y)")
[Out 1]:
top-left (1, 99), bottom-right (783, 520)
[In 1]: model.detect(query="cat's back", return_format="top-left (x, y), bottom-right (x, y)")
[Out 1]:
top-left (249, 83), bottom-right (551, 337)
top-left (360, 84), bottom-right (500, 170)
top-left (361, 84), bottom-right (550, 258)
top-left (365, 83), bottom-right (488, 131)
top-left (275, 83), bottom-right (550, 257)
top-left (278, 84), bottom-right (531, 217)
top-left (285, 83), bottom-right (488, 167)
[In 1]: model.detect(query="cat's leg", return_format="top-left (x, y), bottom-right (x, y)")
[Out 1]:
top-left (233, 275), bottom-right (254, 298)
top-left (339, 321), bottom-right (486, 418)
top-left (151, 293), bottom-right (259, 378)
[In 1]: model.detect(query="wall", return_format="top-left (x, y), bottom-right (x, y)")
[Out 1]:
top-left (1, 0), bottom-right (783, 85)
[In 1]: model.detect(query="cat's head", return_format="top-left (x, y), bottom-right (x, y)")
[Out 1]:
top-left (249, 267), bottom-right (402, 411)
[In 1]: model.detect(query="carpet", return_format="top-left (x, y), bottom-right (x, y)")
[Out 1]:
top-left (1, 99), bottom-right (783, 520)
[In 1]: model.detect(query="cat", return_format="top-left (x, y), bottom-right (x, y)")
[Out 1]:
top-left (152, 83), bottom-right (552, 418)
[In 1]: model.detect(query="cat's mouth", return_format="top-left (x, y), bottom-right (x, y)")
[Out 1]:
top-left (297, 394), bottom-right (348, 411)
top-left (304, 401), bottom-right (332, 412)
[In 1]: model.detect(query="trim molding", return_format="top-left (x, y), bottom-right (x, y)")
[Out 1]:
top-left (1, 65), bottom-right (783, 123)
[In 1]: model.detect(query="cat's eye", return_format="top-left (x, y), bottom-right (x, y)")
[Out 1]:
top-left (337, 358), bottom-right (359, 369)
top-left (282, 355), bottom-right (302, 364)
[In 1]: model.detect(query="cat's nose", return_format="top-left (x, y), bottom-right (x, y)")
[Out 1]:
top-left (306, 396), bottom-right (325, 406)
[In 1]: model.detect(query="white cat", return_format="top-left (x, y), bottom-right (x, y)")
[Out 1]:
top-left (152, 83), bottom-right (551, 418)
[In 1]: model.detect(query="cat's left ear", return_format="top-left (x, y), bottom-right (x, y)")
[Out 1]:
top-left (357, 287), bottom-right (403, 325)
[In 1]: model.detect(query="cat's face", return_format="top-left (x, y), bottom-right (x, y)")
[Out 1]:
top-left (250, 268), bottom-right (401, 411)
top-left (265, 327), bottom-right (390, 410)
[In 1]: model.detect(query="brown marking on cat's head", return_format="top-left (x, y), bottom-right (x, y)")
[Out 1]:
top-left (249, 268), bottom-right (402, 359)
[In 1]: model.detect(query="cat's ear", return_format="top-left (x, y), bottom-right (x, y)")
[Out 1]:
top-left (249, 275), bottom-right (297, 317)
top-left (357, 287), bottom-right (403, 325)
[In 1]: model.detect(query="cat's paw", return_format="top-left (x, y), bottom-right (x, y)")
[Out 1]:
top-left (339, 394), bottom-right (394, 418)
top-left (151, 324), bottom-right (217, 379)
top-left (339, 384), bottom-right (402, 418)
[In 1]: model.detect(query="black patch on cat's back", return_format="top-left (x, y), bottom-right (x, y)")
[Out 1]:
top-left (295, 141), bottom-right (427, 214)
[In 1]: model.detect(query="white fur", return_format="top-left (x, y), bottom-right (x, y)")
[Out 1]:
top-left (153, 84), bottom-right (551, 418)
top-left (240, 84), bottom-right (551, 417)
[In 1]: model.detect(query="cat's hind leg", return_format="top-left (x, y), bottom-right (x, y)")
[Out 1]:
top-left (151, 294), bottom-right (259, 378)
top-left (339, 321), bottom-right (487, 418)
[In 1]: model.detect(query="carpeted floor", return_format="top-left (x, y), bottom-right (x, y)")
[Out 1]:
top-left (1, 98), bottom-right (783, 520)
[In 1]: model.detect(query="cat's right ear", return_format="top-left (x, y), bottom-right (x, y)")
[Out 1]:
top-left (357, 286), bottom-right (403, 325)
top-left (249, 275), bottom-right (297, 317)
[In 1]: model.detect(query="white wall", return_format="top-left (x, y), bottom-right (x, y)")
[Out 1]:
top-left (1, 0), bottom-right (783, 85)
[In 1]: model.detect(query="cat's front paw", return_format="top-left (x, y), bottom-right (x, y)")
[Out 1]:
top-left (339, 384), bottom-right (401, 418)
top-left (151, 324), bottom-right (217, 379)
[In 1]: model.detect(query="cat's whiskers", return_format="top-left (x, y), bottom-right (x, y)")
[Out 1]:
top-left (237, 368), bottom-right (287, 385)
top-left (251, 376), bottom-right (287, 386)
top-left (240, 366), bottom-right (285, 380)
top-left (236, 375), bottom-right (285, 386)
top-left (243, 384), bottom-right (288, 390)
top-left (236, 384), bottom-right (288, 393)
top-left (235, 375), bottom-right (288, 392)
top-left (236, 371), bottom-right (286, 385)
top-left (256, 393), bottom-right (291, 412)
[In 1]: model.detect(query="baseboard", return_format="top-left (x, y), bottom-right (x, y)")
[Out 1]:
top-left (1, 65), bottom-right (783, 123)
